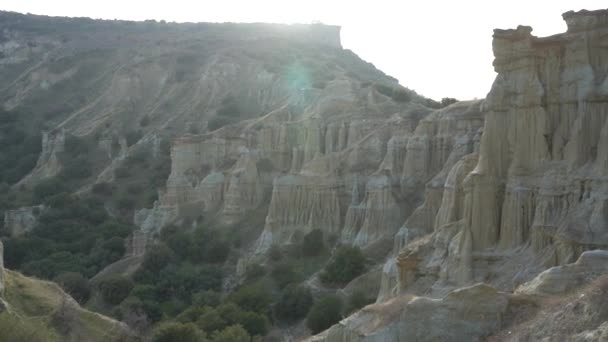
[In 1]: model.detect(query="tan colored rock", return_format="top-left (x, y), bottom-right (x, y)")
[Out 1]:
top-left (15, 129), bottom-right (65, 187)
top-left (516, 250), bottom-right (608, 296)
top-left (221, 151), bottom-right (265, 223)
top-left (309, 284), bottom-right (510, 342)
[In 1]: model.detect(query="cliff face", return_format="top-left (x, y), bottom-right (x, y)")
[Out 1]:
top-left (140, 94), bottom-right (484, 254)
top-left (310, 8), bottom-right (608, 341)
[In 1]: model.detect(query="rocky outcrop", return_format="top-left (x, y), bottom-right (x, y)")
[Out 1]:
top-left (313, 250), bottom-right (608, 342)
top-left (516, 250), bottom-right (608, 296)
top-left (15, 129), bottom-right (65, 187)
top-left (378, 8), bottom-right (608, 301)
top-left (3, 205), bottom-right (45, 237)
top-left (313, 7), bottom-right (608, 341)
top-left (310, 284), bottom-right (510, 342)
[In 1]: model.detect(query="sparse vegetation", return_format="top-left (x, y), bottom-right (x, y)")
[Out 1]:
top-left (320, 245), bottom-right (366, 286)
top-left (306, 294), bottom-right (343, 334)
top-left (275, 284), bottom-right (313, 322)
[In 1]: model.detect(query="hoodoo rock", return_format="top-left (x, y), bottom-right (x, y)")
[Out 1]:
top-left (311, 8), bottom-right (608, 341)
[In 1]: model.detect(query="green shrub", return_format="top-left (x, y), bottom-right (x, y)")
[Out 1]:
top-left (320, 245), bottom-right (366, 286)
top-left (54, 272), bottom-right (91, 304)
top-left (64, 134), bottom-right (91, 157)
top-left (268, 244), bottom-right (282, 261)
top-left (114, 165), bottom-right (130, 178)
top-left (237, 310), bottom-right (269, 336)
top-left (244, 264), bottom-right (266, 282)
top-left (152, 322), bottom-right (206, 342)
top-left (97, 275), bottom-right (134, 305)
top-left (212, 325), bottom-right (250, 342)
top-left (33, 178), bottom-right (68, 202)
top-left (193, 290), bottom-right (221, 308)
top-left (207, 116), bottom-right (234, 131)
top-left (306, 294), bottom-right (343, 334)
top-left (125, 130), bottom-right (142, 146)
top-left (92, 182), bottom-right (113, 196)
top-left (271, 262), bottom-right (299, 289)
top-left (197, 306), bottom-right (226, 333)
top-left (217, 96), bottom-right (241, 117)
top-left (301, 229), bottom-right (324, 257)
top-left (275, 284), bottom-right (313, 322)
top-left (59, 155), bottom-right (92, 179)
top-left (346, 289), bottom-right (375, 314)
top-left (441, 97), bottom-right (458, 107)
top-left (139, 243), bottom-right (174, 274)
top-left (228, 282), bottom-right (273, 317)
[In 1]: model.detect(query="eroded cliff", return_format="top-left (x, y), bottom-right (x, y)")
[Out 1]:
top-left (311, 8), bottom-right (608, 342)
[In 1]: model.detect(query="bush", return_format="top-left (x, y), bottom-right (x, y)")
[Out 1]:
top-left (271, 263), bottom-right (299, 289)
top-left (346, 289), bottom-right (375, 314)
top-left (33, 178), bottom-right (68, 202)
top-left (59, 156), bottom-right (92, 179)
top-left (237, 310), bottom-right (269, 336)
top-left (197, 306), bottom-right (226, 333)
top-left (268, 244), bottom-right (282, 261)
top-left (207, 116), bottom-right (234, 131)
top-left (212, 325), bottom-right (250, 342)
top-left (114, 165), bottom-right (130, 178)
top-left (152, 322), bottom-right (206, 342)
top-left (275, 284), bottom-right (313, 322)
top-left (193, 290), bottom-right (221, 308)
top-left (97, 275), bottom-right (134, 305)
top-left (244, 264), bottom-right (266, 282)
top-left (64, 134), bottom-right (90, 157)
top-left (228, 282), bottom-right (273, 317)
top-left (217, 96), bottom-right (241, 117)
top-left (301, 229), bottom-right (324, 257)
top-left (92, 182), bottom-right (113, 196)
top-left (140, 243), bottom-right (173, 273)
top-left (54, 272), bottom-right (91, 304)
top-left (320, 245), bottom-right (366, 286)
top-left (125, 130), bottom-right (142, 146)
top-left (306, 294), bottom-right (343, 334)
top-left (441, 97), bottom-right (458, 107)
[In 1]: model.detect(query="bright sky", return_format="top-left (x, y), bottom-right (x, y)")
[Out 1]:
top-left (2, 1), bottom-right (606, 100)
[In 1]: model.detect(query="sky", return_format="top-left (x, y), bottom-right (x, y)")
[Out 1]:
top-left (2, 1), bottom-right (606, 100)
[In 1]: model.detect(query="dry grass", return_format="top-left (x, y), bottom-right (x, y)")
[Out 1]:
top-left (1, 270), bottom-right (136, 342)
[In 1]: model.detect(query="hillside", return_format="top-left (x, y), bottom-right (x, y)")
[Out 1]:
top-left (1, 7), bottom-right (608, 342)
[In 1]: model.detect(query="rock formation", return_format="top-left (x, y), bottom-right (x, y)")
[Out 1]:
top-left (310, 251), bottom-right (608, 342)
top-left (310, 8), bottom-right (608, 341)
top-left (3, 205), bottom-right (45, 237)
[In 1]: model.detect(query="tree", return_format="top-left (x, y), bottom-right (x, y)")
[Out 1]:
top-left (54, 272), bottom-right (91, 304)
top-left (140, 243), bottom-right (173, 273)
top-left (306, 295), bottom-right (343, 334)
top-left (440, 97), bottom-right (458, 107)
top-left (275, 284), bottom-right (313, 322)
top-left (345, 289), bottom-right (375, 314)
top-left (320, 245), bottom-right (366, 286)
top-left (271, 263), bottom-right (299, 289)
top-left (97, 275), bottom-right (134, 305)
top-left (33, 178), bottom-right (68, 202)
top-left (301, 229), bottom-right (324, 256)
top-left (152, 322), bottom-right (206, 342)
top-left (212, 325), bottom-right (250, 342)
top-left (228, 282), bottom-right (273, 316)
